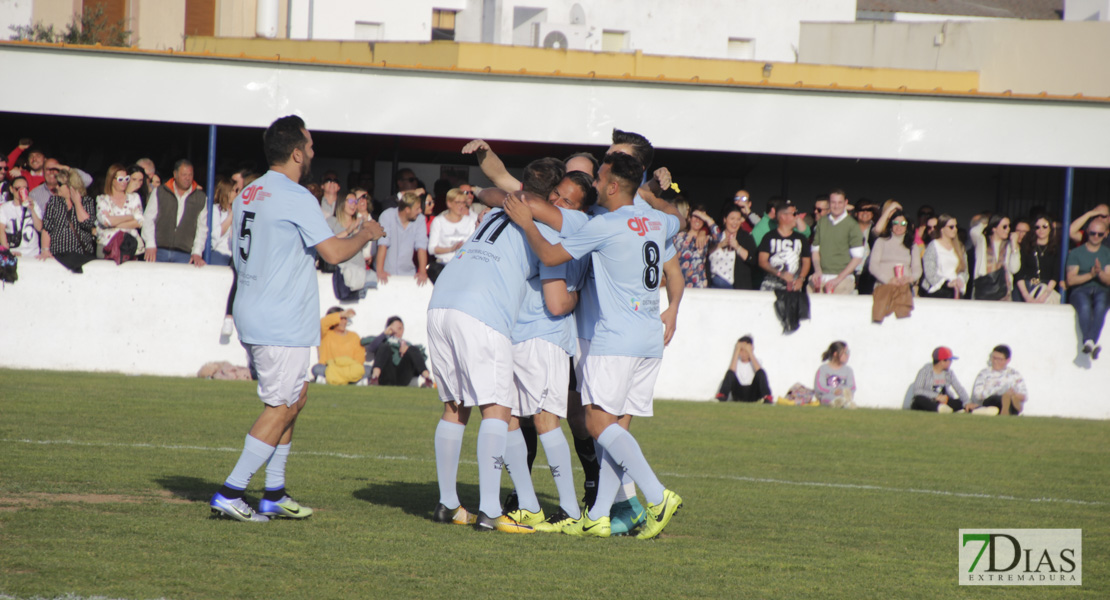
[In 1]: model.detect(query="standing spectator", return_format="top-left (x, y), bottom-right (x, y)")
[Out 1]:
top-left (0, 176), bottom-right (43, 257)
top-left (751, 196), bottom-right (809, 246)
top-left (125, 165), bottom-right (151, 209)
top-left (806, 194), bottom-right (830, 232)
top-left (909, 347), bottom-right (969, 413)
top-left (810, 189), bottom-right (865, 294)
top-left (30, 158), bottom-right (93, 216)
top-left (40, 169), bottom-right (97, 272)
top-left (7, 139), bottom-right (44, 188)
top-left (971, 345), bottom-right (1026, 416)
top-left (319, 170), bottom-right (341, 218)
top-left (714, 335), bottom-right (771, 402)
top-left (814, 341), bottom-right (856, 408)
top-left (1068, 204), bottom-right (1108, 245)
top-left (758, 198), bottom-right (811, 292)
top-left (969, 214), bottom-right (1021, 301)
top-left (94, 163), bottom-right (145, 261)
top-left (710, 205), bottom-right (759, 290)
top-left (0, 156), bottom-right (10, 199)
top-left (853, 203), bottom-right (879, 294)
top-left (141, 159), bottom-right (208, 266)
top-left (326, 192), bottom-right (378, 299)
top-left (1012, 220), bottom-right (1031, 246)
top-left (914, 205), bottom-right (937, 248)
top-left (383, 167), bottom-right (422, 214)
top-left (421, 190), bottom-right (437, 236)
top-left (1065, 218), bottom-right (1110, 358)
top-left (1014, 214), bottom-right (1060, 303)
top-left (428, 188), bottom-right (478, 265)
top-left (208, 178), bottom-right (235, 266)
top-left (674, 205), bottom-right (719, 288)
top-left (732, 189), bottom-right (757, 232)
top-left (375, 191), bottom-right (429, 285)
top-left (135, 157), bottom-right (156, 183)
top-left (364, 316), bottom-right (434, 387)
top-left (868, 209), bottom-right (922, 287)
top-left (920, 214), bottom-right (968, 299)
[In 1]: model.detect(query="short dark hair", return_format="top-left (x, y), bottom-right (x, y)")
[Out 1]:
top-left (563, 152), bottom-right (600, 177)
top-left (521, 157), bottom-right (566, 198)
top-left (769, 196), bottom-right (793, 216)
top-left (738, 335), bottom-right (754, 345)
top-left (173, 159), bottom-right (193, 173)
top-left (386, 316), bottom-right (402, 328)
top-left (992, 345), bottom-right (1011, 359)
top-left (263, 115), bottom-right (308, 166)
top-left (829, 188), bottom-right (847, 198)
top-left (611, 128), bottom-right (654, 170)
top-left (602, 152), bottom-right (644, 196)
top-left (564, 171), bottom-right (598, 209)
top-left (326, 306), bottom-right (343, 315)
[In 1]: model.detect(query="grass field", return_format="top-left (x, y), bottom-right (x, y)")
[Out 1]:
top-left (1, 369), bottom-right (1106, 600)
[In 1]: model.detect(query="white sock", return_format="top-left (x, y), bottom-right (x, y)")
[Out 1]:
top-left (434, 420), bottom-right (466, 508)
top-left (504, 428), bottom-right (540, 513)
top-left (224, 434), bottom-right (276, 491)
top-left (588, 445), bottom-right (622, 521)
top-left (264, 443), bottom-right (291, 493)
top-left (476, 418), bottom-right (509, 517)
top-left (539, 429), bottom-right (581, 519)
top-left (613, 476), bottom-right (636, 503)
top-left (595, 424), bottom-right (665, 505)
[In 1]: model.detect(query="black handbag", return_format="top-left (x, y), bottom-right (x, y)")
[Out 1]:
top-left (972, 269), bottom-right (1007, 300)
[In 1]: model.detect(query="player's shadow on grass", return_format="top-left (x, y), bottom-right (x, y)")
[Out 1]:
top-left (155, 475), bottom-right (220, 503)
top-left (353, 481), bottom-right (480, 520)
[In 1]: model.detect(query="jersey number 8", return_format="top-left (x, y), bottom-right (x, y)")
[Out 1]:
top-left (642, 240), bottom-right (660, 290)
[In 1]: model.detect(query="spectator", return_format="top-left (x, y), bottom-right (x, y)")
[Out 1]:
top-left (814, 341), bottom-right (856, 408)
top-left (1065, 217), bottom-right (1110, 358)
top-left (713, 335), bottom-right (771, 402)
top-left (428, 188), bottom-right (478, 265)
top-left (853, 202), bottom-right (879, 294)
top-left (914, 205), bottom-right (937, 248)
top-left (7, 139), bottom-right (43, 188)
top-left (1014, 214), bottom-right (1060, 303)
top-left (326, 192), bottom-right (378, 299)
top-left (731, 189), bottom-right (757, 232)
top-left (1068, 204), bottom-right (1108, 245)
top-left (751, 195), bottom-right (809, 246)
top-left (30, 157), bottom-right (93, 216)
top-left (311, 308), bottom-right (372, 385)
top-left (319, 170), bottom-right (341, 218)
top-left (1012, 219), bottom-right (1031, 246)
top-left (710, 205), bottom-right (759, 290)
top-left (0, 156), bottom-right (10, 198)
top-left (970, 345), bottom-right (1026, 416)
top-left (383, 167), bottom-right (422, 213)
top-left (810, 189), bottom-right (865, 294)
top-left (364, 316), bottom-right (433, 387)
top-left (40, 169), bottom-right (97, 272)
top-left (94, 163), bottom-right (145, 262)
top-left (868, 209), bottom-right (922, 287)
top-left (872, 199), bottom-right (902, 238)
top-left (920, 214), bottom-right (968, 299)
top-left (125, 165), bottom-right (150, 209)
top-left (969, 214), bottom-right (1021, 301)
top-left (807, 193), bottom-right (830, 232)
top-left (375, 191), bottom-right (429, 286)
top-left (207, 178), bottom-right (235, 266)
top-left (0, 176), bottom-right (43, 257)
top-left (674, 205), bottom-right (719, 288)
top-left (141, 159), bottom-right (208, 267)
top-left (758, 198), bottom-right (811, 292)
top-left (458, 183), bottom-right (483, 218)
top-left (909, 347), bottom-right (969, 413)
top-left (421, 190), bottom-right (437, 236)
top-left (135, 157), bottom-right (156, 184)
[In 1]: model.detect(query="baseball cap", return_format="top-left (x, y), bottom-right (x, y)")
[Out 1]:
top-left (932, 347), bottom-right (958, 362)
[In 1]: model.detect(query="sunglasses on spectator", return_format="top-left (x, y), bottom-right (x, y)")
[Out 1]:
top-left (403, 177), bottom-right (418, 182)
top-left (346, 197), bottom-right (358, 205)
top-left (734, 196), bottom-right (749, 201)
top-left (1089, 230), bottom-right (1107, 238)
top-left (115, 175), bottom-right (130, 183)
top-left (1035, 224), bottom-right (1050, 230)
top-left (323, 178), bottom-right (339, 184)
top-left (463, 190), bottom-right (474, 196)
top-left (0, 166), bottom-right (7, 171)
top-left (892, 220), bottom-right (908, 226)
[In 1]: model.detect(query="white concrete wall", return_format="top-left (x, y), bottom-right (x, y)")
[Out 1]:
top-left (1065, 0), bottom-right (1110, 21)
top-left (1, 259), bottom-right (1106, 420)
top-left (304, 0), bottom-right (468, 42)
top-left (0, 0), bottom-right (34, 38)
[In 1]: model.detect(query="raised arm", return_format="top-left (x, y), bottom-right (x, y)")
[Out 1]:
top-left (480, 188), bottom-right (565, 231)
top-left (462, 139), bottom-right (521, 193)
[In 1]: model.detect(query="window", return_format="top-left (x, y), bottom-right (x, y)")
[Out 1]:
top-left (184, 0), bottom-right (215, 37)
top-left (432, 9), bottom-right (456, 41)
top-left (728, 38), bottom-right (755, 60)
top-left (354, 21), bottom-right (383, 41)
top-left (602, 30), bottom-right (628, 52)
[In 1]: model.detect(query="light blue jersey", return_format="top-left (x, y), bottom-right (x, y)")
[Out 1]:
top-left (428, 208), bottom-right (539, 338)
top-left (562, 204), bottom-right (680, 358)
top-left (231, 170), bottom-right (335, 347)
top-left (511, 209), bottom-right (590, 355)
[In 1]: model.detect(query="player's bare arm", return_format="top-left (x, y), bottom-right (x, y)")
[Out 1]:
top-left (660, 256), bottom-right (683, 345)
top-left (541, 278), bottom-right (578, 316)
top-left (461, 139), bottom-right (521, 193)
top-left (316, 219), bottom-right (384, 265)
top-left (504, 194), bottom-right (573, 267)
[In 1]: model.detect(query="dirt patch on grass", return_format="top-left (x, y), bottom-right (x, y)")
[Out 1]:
top-left (0, 490), bottom-right (193, 511)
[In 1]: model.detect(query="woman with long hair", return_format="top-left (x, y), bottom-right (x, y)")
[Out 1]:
top-left (674, 204), bottom-right (719, 287)
top-left (710, 204), bottom-right (759, 290)
top-left (208, 178), bottom-right (235, 266)
top-left (326, 191), bottom-right (378, 299)
top-left (1014, 213), bottom-right (1060, 303)
top-left (95, 162), bottom-right (145, 261)
top-left (969, 213), bottom-right (1021, 301)
top-left (868, 209), bottom-right (922, 287)
top-left (814, 341), bottom-right (856, 408)
top-left (920, 214), bottom-right (968, 298)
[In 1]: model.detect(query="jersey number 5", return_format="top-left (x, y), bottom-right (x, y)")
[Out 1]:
top-left (643, 240), bottom-right (660, 290)
top-left (238, 211), bottom-right (255, 262)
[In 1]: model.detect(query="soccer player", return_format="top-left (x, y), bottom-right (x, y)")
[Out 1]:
top-left (504, 152), bottom-right (684, 539)
top-left (209, 115), bottom-right (385, 522)
top-left (428, 157), bottom-right (568, 533)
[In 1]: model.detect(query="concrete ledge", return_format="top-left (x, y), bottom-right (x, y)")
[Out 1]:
top-left (1, 259), bottom-right (1105, 419)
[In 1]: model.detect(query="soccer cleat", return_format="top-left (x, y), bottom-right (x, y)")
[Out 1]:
top-left (714, 393), bottom-right (727, 402)
top-left (473, 511), bottom-right (535, 534)
top-left (432, 503), bottom-right (477, 525)
top-left (563, 512), bottom-right (610, 538)
top-left (610, 498), bottom-right (646, 536)
top-left (506, 507), bottom-right (546, 527)
top-left (533, 507), bottom-right (579, 533)
top-left (210, 493), bottom-right (269, 522)
top-left (503, 490), bottom-right (519, 513)
top-left (258, 495), bottom-right (314, 519)
top-left (636, 489), bottom-right (683, 540)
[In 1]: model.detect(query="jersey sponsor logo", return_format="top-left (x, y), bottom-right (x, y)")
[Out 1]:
top-left (241, 185), bottom-right (271, 206)
top-left (630, 297), bottom-right (641, 311)
top-left (627, 216), bottom-right (662, 237)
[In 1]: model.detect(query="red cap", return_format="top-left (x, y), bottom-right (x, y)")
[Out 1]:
top-left (932, 347), bottom-right (958, 362)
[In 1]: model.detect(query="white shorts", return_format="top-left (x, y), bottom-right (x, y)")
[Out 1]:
top-left (572, 338), bottom-right (591, 394)
top-left (580, 354), bottom-right (662, 418)
top-left (512, 338), bottom-right (571, 419)
top-left (427, 308), bottom-right (514, 409)
top-left (243, 344), bottom-right (312, 408)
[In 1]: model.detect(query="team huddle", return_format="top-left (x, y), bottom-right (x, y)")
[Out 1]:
top-left (209, 116), bottom-right (686, 539)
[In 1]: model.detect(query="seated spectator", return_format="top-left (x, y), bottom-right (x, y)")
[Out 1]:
top-left (969, 214), bottom-right (1021, 301)
top-left (714, 335), bottom-right (771, 402)
top-left (40, 169), bottom-right (97, 272)
top-left (326, 192), bottom-right (378, 299)
top-left (207, 178), bottom-right (234, 266)
top-left (710, 205), bottom-right (759, 290)
top-left (970, 345), bottom-right (1026, 416)
top-left (920, 214), bottom-right (968, 299)
top-left (375, 191), bottom-right (429, 285)
top-left (95, 163), bottom-right (145, 262)
top-left (428, 188), bottom-right (478, 265)
top-left (1068, 203), bottom-right (1108, 245)
top-left (758, 198), bottom-right (811, 292)
top-left (869, 209), bottom-right (922, 287)
top-left (1014, 214), bottom-right (1060, 303)
top-left (311, 308), bottom-right (372, 385)
top-left (814, 341), bottom-right (856, 408)
top-left (909, 347), bottom-right (968, 413)
top-left (0, 176), bottom-right (43, 257)
top-left (674, 205), bottom-right (719, 288)
top-left (363, 316), bottom-right (433, 387)
top-left (1065, 218), bottom-right (1110, 358)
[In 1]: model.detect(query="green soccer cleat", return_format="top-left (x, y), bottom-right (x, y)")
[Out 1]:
top-left (432, 503), bottom-right (478, 525)
top-left (258, 495), bottom-right (314, 519)
top-left (506, 507), bottom-right (546, 527)
top-left (474, 512), bottom-right (535, 534)
top-left (563, 512), bottom-right (610, 538)
top-left (533, 507), bottom-right (579, 533)
top-left (609, 498), bottom-right (646, 536)
top-left (636, 489), bottom-right (683, 540)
